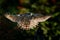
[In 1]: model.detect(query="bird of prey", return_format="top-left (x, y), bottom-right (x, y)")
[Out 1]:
top-left (4, 13), bottom-right (51, 30)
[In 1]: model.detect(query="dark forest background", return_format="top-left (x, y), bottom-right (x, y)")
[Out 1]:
top-left (0, 0), bottom-right (60, 40)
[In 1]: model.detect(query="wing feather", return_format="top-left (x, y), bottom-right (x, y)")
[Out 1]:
top-left (34, 15), bottom-right (51, 22)
top-left (29, 14), bottom-right (51, 29)
top-left (4, 14), bottom-right (18, 22)
top-left (31, 13), bottom-right (51, 22)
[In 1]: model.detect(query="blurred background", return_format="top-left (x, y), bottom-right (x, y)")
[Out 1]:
top-left (0, 0), bottom-right (60, 40)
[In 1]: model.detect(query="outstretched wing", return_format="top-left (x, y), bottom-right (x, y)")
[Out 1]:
top-left (29, 14), bottom-right (51, 28)
top-left (4, 14), bottom-right (20, 22)
top-left (4, 13), bottom-right (51, 23)
top-left (31, 13), bottom-right (51, 22)
top-left (34, 16), bottom-right (51, 22)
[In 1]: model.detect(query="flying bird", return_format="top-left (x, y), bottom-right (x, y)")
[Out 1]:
top-left (4, 13), bottom-right (51, 30)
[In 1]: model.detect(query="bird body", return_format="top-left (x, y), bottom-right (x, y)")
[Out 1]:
top-left (5, 13), bottom-right (51, 30)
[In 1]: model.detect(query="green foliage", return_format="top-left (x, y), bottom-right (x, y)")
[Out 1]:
top-left (0, 0), bottom-right (60, 40)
